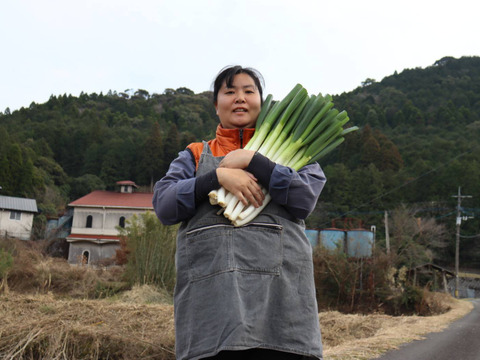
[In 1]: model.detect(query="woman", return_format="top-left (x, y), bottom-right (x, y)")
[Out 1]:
top-left (153, 65), bottom-right (325, 360)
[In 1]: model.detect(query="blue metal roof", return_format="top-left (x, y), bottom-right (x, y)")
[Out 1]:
top-left (0, 195), bottom-right (38, 213)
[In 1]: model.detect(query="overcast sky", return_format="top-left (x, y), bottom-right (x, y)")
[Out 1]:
top-left (1, 0), bottom-right (479, 112)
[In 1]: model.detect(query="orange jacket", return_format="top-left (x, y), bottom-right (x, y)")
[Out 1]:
top-left (187, 125), bottom-right (255, 169)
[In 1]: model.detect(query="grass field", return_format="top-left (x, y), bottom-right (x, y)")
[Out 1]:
top-left (0, 286), bottom-right (472, 360)
top-left (0, 238), bottom-right (474, 359)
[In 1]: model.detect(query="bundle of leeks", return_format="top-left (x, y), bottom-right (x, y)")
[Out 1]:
top-left (209, 84), bottom-right (358, 226)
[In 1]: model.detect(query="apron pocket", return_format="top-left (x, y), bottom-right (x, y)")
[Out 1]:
top-left (185, 222), bottom-right (284, 281)
top-left (186, 224), bottom-right (233, 281)
top-left (232, 222), bottom-right (283, 275)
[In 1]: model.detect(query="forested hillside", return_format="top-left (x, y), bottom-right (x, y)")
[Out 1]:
top-left (1, 56), bottom-right (479, 268)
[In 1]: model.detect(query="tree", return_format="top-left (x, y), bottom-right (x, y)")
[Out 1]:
top-left (351, 163), bottom-right (384, 210)
top-left (134, 89), bottom-right (150, 100)
top-left (0, 152), bottom-right (9, 191)
top-left (360, 125), bottom-right (382, 166)
top-left (321, 163), bottom-right (354, 213)
top-left (361, 78), bottom-right (376, 87)
top-left (19, 157), bottom-right (36, 196)
top-left (99, 138), bottom-right (137, 187)
top-left (69, 174), bottom-right (106, 200)
top-left (374, 129), bottom-right (404, 171)
top-left (139, 122), bottom-right (164, 187)
top-left (164, 88), bottom-right (176, 96)
top-left (389, 205), bottom-right (448, 268)
top-left (0, 129), bottom-right (10, 190)
top-left (176, 87), bottom-right (194, 95)
top-left (162, 123), bottom-right (180, 174)
top-left (365, 108), bottom-right (380, 127)
top-left (5, 144), bottom-right (26, 195)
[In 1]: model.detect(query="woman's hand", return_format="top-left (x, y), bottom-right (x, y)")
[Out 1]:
top-left (216, 168), bottom-right (264, 207)
top-left (219, 149), bottom-right (255, 169)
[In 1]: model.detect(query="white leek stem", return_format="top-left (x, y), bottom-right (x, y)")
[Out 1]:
top-left (217, 187), bottom-right (226, 207)
top-left (236, 204), bottom-right (256, 220)
top-left (224, 196), bottom-right (241, 219)
top-left (234, 194), bottom-right (272, 226)
top-left (209, 190), bottom-right (218, 205)
top-left (236, 187), bottom-right (269, 220)
top-left (229, 199), bottom-right (247, 221)
top-left (224, 191), bottom-right (235, 206)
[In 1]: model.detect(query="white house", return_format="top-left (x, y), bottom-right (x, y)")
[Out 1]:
top-left (66, 181), bottom-right (153, 265)
top-left (0, 195), bottom-right (38, 240)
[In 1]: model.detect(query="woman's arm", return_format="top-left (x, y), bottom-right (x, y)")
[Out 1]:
top-left (221, 150), bottom-right (326, 220)
top-left (154, 148), bottom-right (326, 224)
top-left (268, 162), bottom-right (326, 219)
top-left (152, 150), bottom-right (198, 225)
top-left (154, 148), bottom-right (266, 225)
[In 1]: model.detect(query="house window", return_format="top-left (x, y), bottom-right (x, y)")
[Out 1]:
top-left (82, 250), bottom-right (90, 265)
top-left (86, 215), bottom-right (93, 228)
top-left (10, 211), bottom-right (21, 220)
top-left (119, 216), bottom-right (126, 228)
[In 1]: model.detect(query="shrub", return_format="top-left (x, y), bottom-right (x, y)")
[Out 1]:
top-left (0, 247), bottom-right (14, 292)
top-left (117, 212), bottom-right (177, 294)
top-left (313, 245), bottom-right (443, 315)
top-left (0, 248), bottom-right (13, 278)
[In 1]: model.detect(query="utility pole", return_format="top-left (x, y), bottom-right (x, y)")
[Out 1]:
top-left (452, 186), bottom-right (472, 298)
top-left (384, 211), bottom-right (390, 256)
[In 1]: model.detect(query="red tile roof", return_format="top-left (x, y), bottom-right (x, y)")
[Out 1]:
top-left (69, 190), bottom-right (153, 209)
top-left (116, 180), bottom-right (138, 187)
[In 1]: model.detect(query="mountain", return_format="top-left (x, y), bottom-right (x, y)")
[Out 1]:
top-left (1, 56), bottom-right (479, 267)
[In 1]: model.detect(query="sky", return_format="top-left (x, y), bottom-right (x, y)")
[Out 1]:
top-left (1, 0), bottom-right (479, 112)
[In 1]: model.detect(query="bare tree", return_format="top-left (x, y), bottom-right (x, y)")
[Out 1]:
top-left (390, 204), bottom-right (448, 267)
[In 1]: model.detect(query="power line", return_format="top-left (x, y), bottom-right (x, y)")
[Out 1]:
top-left (452, 186), bottom-right (473, 298)
top-left (367, 148), bottom-right (475, 206)
top-left (317, 147), bottom-right (476, 228)
top-left (460, 234), bottom-right (480, 239)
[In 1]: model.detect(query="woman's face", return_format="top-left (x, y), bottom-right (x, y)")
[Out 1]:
top-left (215, 73), bottom-right (262, 129)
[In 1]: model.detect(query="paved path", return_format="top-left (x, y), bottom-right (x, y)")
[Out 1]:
top-left (376, 299), bottom-right (480, 360)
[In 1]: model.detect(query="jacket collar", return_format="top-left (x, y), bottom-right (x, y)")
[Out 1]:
top-left (215, 124), bottom-right (255, 152)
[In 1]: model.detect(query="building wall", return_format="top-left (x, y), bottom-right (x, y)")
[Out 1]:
top-left (71, 207), bottom-right (150, 236)
top-left (68, 241), bottom-right (119, 265)
top-left (0, 210), bottom-right (34, 240)
top-left (448, 277), bottom-right (480, 299)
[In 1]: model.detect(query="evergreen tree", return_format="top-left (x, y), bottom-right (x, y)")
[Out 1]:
top-left (6, 144), bottom-right (24, 195)
top-left (360, 125), bottom-right (381, 166)
top-left (162, 123), bottom-right (180, 174)
top-left (374, 129), bottom-right (404, 171)
top-left (139, 122), bottom-right (164, 188)
top-left (0, 152), bottom-right (10, 192)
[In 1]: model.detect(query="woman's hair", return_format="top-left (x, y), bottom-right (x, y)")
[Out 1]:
top-left (212, 65), bottom-right (264, 105)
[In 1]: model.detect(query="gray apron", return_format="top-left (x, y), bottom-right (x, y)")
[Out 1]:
top-left (174, 142), bottom-right (323, 360)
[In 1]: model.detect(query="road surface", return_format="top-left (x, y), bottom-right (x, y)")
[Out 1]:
top-left (376, 299), bottom-right (480, 360)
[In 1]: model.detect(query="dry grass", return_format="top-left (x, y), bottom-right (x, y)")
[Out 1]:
top-left (322, 292), bottom-right (473, 360)
top-left (0, 289), bottom-right (473, 360)
top-left (2, 238), bottom-right (126, 299)
top-left (117, 284), bottom-right (173, 305)
top-left (0, 238), bottom-right (474, 359)
top-left (458, 271), bottom-right (480, 279)
top-left (0, 290), bottom-right (175, 359)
